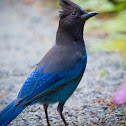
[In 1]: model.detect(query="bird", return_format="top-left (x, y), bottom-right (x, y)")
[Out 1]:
top-left (0, 0), bottom-right (98, 125)
top-left (112, 78), bottom-right (126, 106)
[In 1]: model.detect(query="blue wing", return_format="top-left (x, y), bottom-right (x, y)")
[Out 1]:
top-left (15, 56), bottom-right (87, 107)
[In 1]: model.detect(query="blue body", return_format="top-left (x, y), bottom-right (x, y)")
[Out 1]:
top-left (0, 49), bottom-right (87, 125)
top-left (0, 0), bottom-right (89, 124)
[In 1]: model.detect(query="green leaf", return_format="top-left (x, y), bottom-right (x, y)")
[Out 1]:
top-left (100, 69), bottom-right (106, 78)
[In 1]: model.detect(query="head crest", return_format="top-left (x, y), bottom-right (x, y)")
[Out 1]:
top-left (60, 0), bottom-right (75, 10)
top-left (59, 0), bottom-right (84, 19)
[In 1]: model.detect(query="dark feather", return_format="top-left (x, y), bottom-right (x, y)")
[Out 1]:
top-left (59, 0), bottom-right (84, 19)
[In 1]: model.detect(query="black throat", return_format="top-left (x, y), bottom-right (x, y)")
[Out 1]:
top-left (56, 23), bottom-right (85, 45)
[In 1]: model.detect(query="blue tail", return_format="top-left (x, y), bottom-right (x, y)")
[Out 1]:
top-left (0, 99), bottom-right (27, 126)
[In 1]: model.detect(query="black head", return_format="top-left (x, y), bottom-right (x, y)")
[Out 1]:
top-left (59, 0), bottom-right (98, 28)
top-left (56, 0), bottom-right (98, 44)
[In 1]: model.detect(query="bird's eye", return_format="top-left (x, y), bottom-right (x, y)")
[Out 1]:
top-left (71, 12), bottom-right (76, 16)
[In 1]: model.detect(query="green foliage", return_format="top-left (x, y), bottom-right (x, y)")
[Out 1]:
top-left (73, 0), bottom-right (126, 34)
top-left (102, 10), bottom-right (126, 33)
top-left (100, 69), bottom-right (106, 78)
top-left (89, 39), bottom-right (125, 53)
top-left (87, 11), bottom-right (126, 34)
top-left (74, 0), bottom-right (114, 12)
top-left (74, 0), bottom-right (126, 12)
top-left (89, 39), bottom-right (126, 67)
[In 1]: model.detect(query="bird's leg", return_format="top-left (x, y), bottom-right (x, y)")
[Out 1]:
top-left (57, 102), bottom-right (68, 126)
top-left (43, 104), bottom-right (50, 126)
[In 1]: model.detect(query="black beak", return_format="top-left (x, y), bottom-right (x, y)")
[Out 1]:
top-left (81, 12), bottom-right (99, 20)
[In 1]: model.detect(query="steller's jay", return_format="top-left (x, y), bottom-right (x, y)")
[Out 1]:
top-left (0, 0), bottom-right (98, 125)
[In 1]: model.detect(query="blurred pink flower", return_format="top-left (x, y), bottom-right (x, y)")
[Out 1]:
top-left (112, 79), bottom-right (126, 106)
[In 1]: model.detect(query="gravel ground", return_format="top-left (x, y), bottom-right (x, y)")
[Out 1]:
top-left (0, 0), bottom-right (126, 126)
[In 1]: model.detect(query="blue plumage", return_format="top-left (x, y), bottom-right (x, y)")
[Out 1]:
top-left (0, 0), bottom-right (98, 125)
top-left (0, 52), bottom-right (87, 125)
top-left (0, 100), bottom-right (27, 126)
top-left (15, 56), bottom-right (86, 107)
